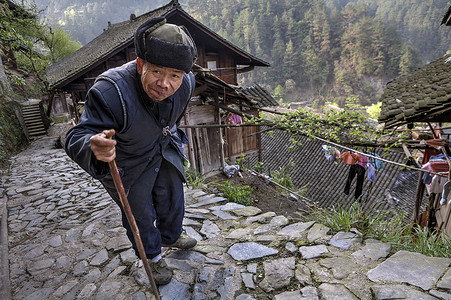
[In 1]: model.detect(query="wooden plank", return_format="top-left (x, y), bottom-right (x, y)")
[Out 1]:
top-left (186, 105), bottom-right (215, 124)
top-left (195, 128), bottom-right (204, 174)
top-left (183, 114), bottom-right (197, 171)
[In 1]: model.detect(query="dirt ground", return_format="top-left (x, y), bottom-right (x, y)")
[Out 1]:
top-left (204, 169), bottom-right (309, 219)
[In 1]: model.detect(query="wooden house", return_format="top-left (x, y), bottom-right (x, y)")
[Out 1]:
top-left (378, 53), bottom-right (451, 237)
top-left (46, 0), bottom-right (277, 175)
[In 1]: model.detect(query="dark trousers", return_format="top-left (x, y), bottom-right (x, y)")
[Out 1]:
top-left (344, 164), bottom-right (365, 200)
top-left (121, 157), bottom-right (185, 259)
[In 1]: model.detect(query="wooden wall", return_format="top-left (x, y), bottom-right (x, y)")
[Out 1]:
top-left (432, 196), bottom-right (451, 238)
top-left (183, 105), bottom-right (222, 175)
top-left (224, 126), bottom-right (259, 158)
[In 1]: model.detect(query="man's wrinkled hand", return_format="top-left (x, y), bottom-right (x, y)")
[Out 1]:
top-left (90, 129), bottom-right (117, 162)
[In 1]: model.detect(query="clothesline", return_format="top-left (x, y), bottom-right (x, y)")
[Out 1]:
top-left (312, 135), bottom-right (447, 177)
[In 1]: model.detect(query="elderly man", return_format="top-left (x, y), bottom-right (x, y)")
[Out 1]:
top-left (65, 17), bottom-right (197, 285)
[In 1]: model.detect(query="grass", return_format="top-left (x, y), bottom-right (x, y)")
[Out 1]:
top-left (301, 202), bottom-right (451, 258)
top-left (219, 181), bottom-right (253, 206)
top-left (184, 167), bottom-right (205, 189)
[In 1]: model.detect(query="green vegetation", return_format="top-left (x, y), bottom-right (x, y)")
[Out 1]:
top-left (269, 163), bottom-right (295, 191)
top-left (0, 100), bottom-right (28, 165)
top-left (302, 202), bottom-right (451, 258)
top-left (186, 0), bottom-right (450, 106)
top-left (0, 1), bottom-right (80, 163)
top-left (30, 0), bottom-right (450, 108)
top-left (219, 181), bottom-right (253, 206)
top-left (1, 0), bottom-right (81, 98)
top-left (184, 167), bottom-right (205, 189)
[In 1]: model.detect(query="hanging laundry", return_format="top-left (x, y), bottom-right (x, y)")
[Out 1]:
top-left (422, 148), bottom-right (442, 164)
top-left (441, 181), bottom-right (451, 205)
top-left (341, 152), bottom-right (357, 165)
top-left (367, 163), bottom-right (377, 182)
top-left (368, 152), bottom-right (384, 170)
top-left (227, 113), bottom-right (243, 125)
top-left (429, 173), bottom-right (447, 194)
top-left (344, 164), bottom-right (366, 200)
top-left (321, 145), bottom-right (340, 163)
top-left (421, 163), bottom-right (434, 185)
top-left (354, 153), bottom-right (369, 169)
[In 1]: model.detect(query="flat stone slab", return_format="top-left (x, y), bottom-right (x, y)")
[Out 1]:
top-left (430, 289), bottom-right (451, 300)
top-left (367, 250), bottom-right (451, 290)
top-left (227, 242), bottom-right (278, 261)
top-left (189, 196), bottom-right (227, 208)
top-left (200, 220), bottom-right (220, 238)
top-left (318, 283), bottom-right (358, 300)
top-left (299, 245), bottom-right (328, 259)
top-left (209, 203), bottom-right (246, 211)
top-left (275, 287), bottom-right (318, 300)
top-left (329, 231), bottom-right (362, 250)
top-left (212, 210), bottom-right (237, 220)
top-left (307, 223), bottom-right (330, 243)
top-left (259, 257), bottom-right (295, 292)
top-left (352, 239), bottom-right (391, 260)
top-left (159, 278), bottom-right (191, 300)
top-left (320, 257), bottom-right (358, 280)
top-left (277, 221), bottom-right (315, 238)
top-left (231, 206), bottom-right (262, 217)
top-left (371, 285), bottom-right (438, 300)
top-left (438, 268), bottom-right (451, 290)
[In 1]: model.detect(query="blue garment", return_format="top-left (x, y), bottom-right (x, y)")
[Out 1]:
top-left (367, 163), bottom-right (377, 182)
top-left (65, 60), bottom-right (195, 258)
top-left (368, 152), bottom-right (384, 170)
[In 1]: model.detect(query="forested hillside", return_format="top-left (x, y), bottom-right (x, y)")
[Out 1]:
top-left (31, 0), bottom-right (450, 107)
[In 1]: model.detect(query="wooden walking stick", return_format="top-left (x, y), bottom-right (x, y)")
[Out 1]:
top-left (102, 130), bottom-right (160, 300)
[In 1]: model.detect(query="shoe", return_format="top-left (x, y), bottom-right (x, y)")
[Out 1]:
top-left (150, 259), bottom-right (172, 286)
top-left (162, 234), bottom-right (197, 249)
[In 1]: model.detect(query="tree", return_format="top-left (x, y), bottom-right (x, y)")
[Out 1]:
top-left (42, 26), bottom-right (81, 64)
top-left (1, 1), bottom-right (81, 98)
top-left (399, 45), bottom-right (420, 75)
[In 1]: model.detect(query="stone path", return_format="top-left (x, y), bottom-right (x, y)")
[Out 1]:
top-left (1, 134), bottom-right (451, 299)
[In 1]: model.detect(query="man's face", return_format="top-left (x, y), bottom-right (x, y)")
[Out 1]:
top-left (137, 58), bottom-right (184, 101)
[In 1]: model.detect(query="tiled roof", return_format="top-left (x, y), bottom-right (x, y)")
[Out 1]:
top-left (192, 65), bottom-right (277, 109)
top-left (240, 84), bottom-right (279, 107)
top-left (247, 129), bottom-right (425, 219)
top-left (378, 54), bottom-right (451, 128)
top-left (46, 3), bottom-right (174, 89)
top-left (46, 0), bottom-right (270, 89)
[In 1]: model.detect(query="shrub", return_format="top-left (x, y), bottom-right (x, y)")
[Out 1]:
top-left (0, 100), bottom-right (28, 164)
top-left (220, 181), bottom-right (253, 206)
top-left (184, 167), bottom-right (205, 189)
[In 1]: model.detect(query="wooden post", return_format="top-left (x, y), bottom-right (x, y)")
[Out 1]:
top-left (183, 113), bottom-right (197, 171)
top-left (257, 125), bottom-right (262, 163)
top-left (195, 128), bottom-right (204, 174)
top-left (414, 172), bottom-right (425, 223)
top-left (214, 91), bottom-right (225, 169)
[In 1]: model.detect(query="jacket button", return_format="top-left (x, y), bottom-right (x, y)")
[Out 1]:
top-left (161, 119), bottom-right (166, 124)
top-left (155, 168), bottom-right (159, 172)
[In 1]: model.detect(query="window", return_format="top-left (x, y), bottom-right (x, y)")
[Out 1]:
top-left (207, 61), bottom-right (217, 71)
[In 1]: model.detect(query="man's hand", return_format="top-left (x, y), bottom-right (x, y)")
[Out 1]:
top-left (90, 129), bottom-right (117, 162)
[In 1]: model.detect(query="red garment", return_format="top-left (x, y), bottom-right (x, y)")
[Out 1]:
top-left (422, 148), bottom-right (443, 164)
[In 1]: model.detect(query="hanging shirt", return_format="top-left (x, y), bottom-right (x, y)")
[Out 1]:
top-left (322, 145), bottom-right (340, 163)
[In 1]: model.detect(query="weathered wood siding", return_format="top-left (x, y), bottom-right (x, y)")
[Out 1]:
top-left (183, 105), bottom-right (222, 175)
top-left (224, 126), bottom-right (259, 158)
top-left (433, 197), bottom-right (451, 238)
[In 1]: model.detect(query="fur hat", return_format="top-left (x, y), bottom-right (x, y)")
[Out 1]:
top-left (134, 17), bottom-right (197, 73)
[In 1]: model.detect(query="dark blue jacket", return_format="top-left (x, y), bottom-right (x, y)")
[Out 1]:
top-left (65, 60), bottom-right (195, 194)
